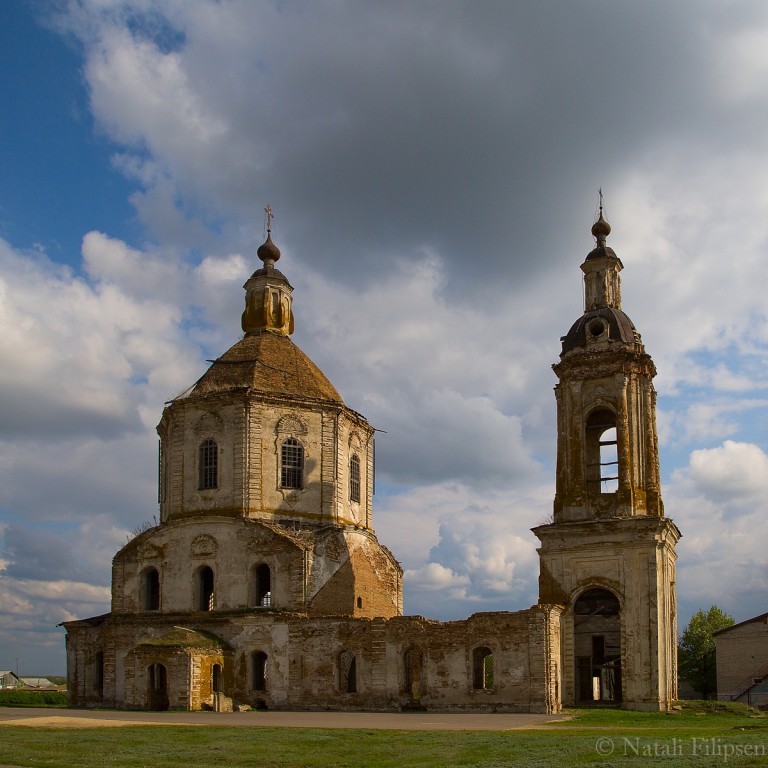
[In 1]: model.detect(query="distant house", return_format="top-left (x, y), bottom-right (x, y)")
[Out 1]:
top-left (0, 671), bottom-right (22, 689)
top-left (715, 612), bottom-right (768, 708)
top-left (18, 677), bottom-right (56, 689)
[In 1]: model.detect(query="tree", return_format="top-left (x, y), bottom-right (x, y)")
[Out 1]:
top-left (678, 605), bottom-right (735, 699)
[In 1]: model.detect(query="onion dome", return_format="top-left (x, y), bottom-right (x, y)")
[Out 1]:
top-left (585, 210), bottom-right (620, 263)
top-left (257, 231), bottom-right (281, 268)
top-left (559, 203), bottom-right (641, 355)
top-left (591, 211), bottom-right (611, 243)
top-left (242, 206), bottom-right (295, 335)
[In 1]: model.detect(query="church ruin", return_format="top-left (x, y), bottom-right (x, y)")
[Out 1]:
top-left (63, 208), bottom-right (680, 712)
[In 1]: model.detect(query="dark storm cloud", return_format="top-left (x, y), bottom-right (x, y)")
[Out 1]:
top-left (2, 525), bottom-right (92, 582)
top-left (0, 390), bottom-right (140, 440)
top-left (88, 0), bottom-right (763, 300)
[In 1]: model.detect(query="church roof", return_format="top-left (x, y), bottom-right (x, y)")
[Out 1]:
top-left (138, 626), bottom-right (227, 650)
top-left (179, 331), bottom-right (344, 404)
top-left (560, 306), bottom-right (639, 355)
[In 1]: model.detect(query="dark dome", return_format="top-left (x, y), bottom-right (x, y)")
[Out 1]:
top-left (257, 232), bottom-right (281, 264)
top-left (560, 307), bottom-right (638, 356)
top-left (584, 244), bottom-right (620, 262)
top-left (591, 212), bottom-right (611, 240)
top-left (246, 264), bottom-right (291, 285)
top-left (181, 332), bottom-right (343, 404)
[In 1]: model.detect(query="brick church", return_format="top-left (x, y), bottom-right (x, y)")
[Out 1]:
top-left (63, 208), bottom-right (680, 712)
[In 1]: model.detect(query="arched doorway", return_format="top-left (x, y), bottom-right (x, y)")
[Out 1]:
top-left (147, 663), bottom-right (169, 711)
top-left (574, 588), bottom-right (622, 704)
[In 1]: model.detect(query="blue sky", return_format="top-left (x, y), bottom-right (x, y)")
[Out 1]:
top-left (1, 0), bottom-right (768, 675)
top-left (0, 3), bottom-right (138, 261)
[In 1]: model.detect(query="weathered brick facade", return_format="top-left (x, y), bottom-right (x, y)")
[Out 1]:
top-left (64, 212), bottom-right (678, 713)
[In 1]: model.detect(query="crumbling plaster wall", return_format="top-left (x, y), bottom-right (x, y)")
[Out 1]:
top-left (67, 605), bottom-right (562, 713)
top-left (535, 517), bottom-right (678, 711)
top-left (111, 518), bottom-right (401, 619)
top-left (160, 396), bottom-right (375, 529)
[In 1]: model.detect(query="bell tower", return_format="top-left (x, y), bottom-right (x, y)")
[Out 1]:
top-left (533, 205), bottom-right (680, 711)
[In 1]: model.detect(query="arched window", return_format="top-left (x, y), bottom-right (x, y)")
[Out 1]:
top-left (472, 647), bottom-right (493, 690)
top-left (197, 565), bottom-right (215, 611)
top-left (349, 454), bottom-right (361, 503)
top-left (212, 663), bottom-right (222, 694)
top-left (586, 410), bottom-right (618, 493)
top-left (280, 438), bottom-right (304, 489)
top-left (198, 438), bottom-right (218, 490)
top-left (142, 568), bottom-right (160, 611)
top-left (339, 650), bottom-right (357, 693)
top-left (254, 564), bottom-right (272, 607)
top-left (251, 651), bottom-right (268, 691)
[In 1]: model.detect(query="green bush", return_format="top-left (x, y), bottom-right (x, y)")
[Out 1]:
top-left (0, 689), bottom-right (68, 707)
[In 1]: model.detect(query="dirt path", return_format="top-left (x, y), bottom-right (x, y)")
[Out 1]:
top-left (0, 707), bottom-right (566, 731)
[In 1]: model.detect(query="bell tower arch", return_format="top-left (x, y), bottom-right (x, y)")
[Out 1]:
top-left (534, 206), bottom-right (681, 711)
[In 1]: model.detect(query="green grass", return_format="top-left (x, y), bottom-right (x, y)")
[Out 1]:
top-left (0, 704), bottom-right (766, 768)
top-left (552, 699), bottom-right (765, 728)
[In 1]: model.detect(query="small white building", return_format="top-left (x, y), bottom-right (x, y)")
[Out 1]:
top-left (0, 671), bottom-right (21, 689)
top-left (716, 612), bottom-right (768, 707)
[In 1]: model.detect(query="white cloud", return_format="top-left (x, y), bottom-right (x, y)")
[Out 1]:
top-left (667, 441), bottom-right (768, 621)
top-left (406, 562), bottom-right (470, 593)
top-left (376, 480), bottom-right (547, 620)
top-left (12, 579), bottom-right (111, 605)
top-left (676, 440), bottom-right (768, 508)
top-left (86, 25), bottom-right (226, 150)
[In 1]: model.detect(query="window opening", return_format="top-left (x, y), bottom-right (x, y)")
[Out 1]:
top-left (93, 651), bottom-right (104, 697)
top-left (339, 650), bottom-right (357, 693)
top-left (404, 648), bottom-right (423, 701)
top-left (255, 564), bottom-right (272, 607)
top-left (281, 438), bottom-right (304, 489)
top-left (356, 596), bottom-right (363, 609)
top-left (198, 438), bottom-right (218, 490)
top-left (143, 568), bottom-right (160, 611)
top-left (350, 454), bottom-right (361, 503)
top-left (212, 663), bottom-right (222, 694)
top-left (252, 651), bottom-right (268, 691)
top-left (472, 647), bottom-right (493, 690)
top-left (198, 566), bottom-right (214, 611)
top-left (586, 410), bottom-right (618, 493)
